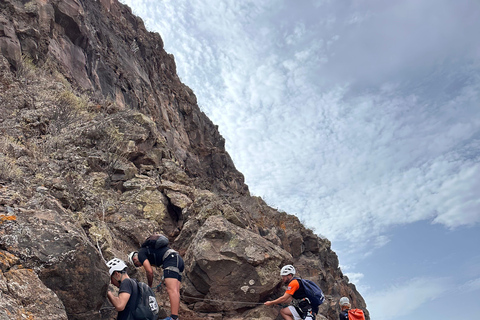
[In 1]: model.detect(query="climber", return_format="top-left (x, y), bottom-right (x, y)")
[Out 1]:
top-left (128, 235), bottom-right (184, 320)
top-left (264, 265), bottom-right (315, 320)
top-left (339, 296), bottom-right (366, 320)
top-left (106, 258), bottom-right (138, 320)
top-left (339, 297), bottom-right (350, 320)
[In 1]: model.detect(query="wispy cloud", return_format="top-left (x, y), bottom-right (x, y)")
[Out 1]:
top-left (119, 1), bottom-right (480, 318)
top-left (344, 272), bottom-right (368, 292)
top-left (366, 277), bottom-right (450, 320)
top-left (120, 0), bottom-right (480, 251)
top-left (460, 277), bottom-right (480, 293)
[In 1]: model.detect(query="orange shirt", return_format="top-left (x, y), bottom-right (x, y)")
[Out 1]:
top-left (285, 279), bottom-right (300, 296)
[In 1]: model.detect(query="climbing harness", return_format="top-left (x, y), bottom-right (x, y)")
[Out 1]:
top-left (162, 248), bottom-right (177, 261)
top-left (163, 249), bottom-right (182, 275)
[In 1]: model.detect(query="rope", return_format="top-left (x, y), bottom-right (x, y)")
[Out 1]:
top-left (99, 297), bottom-right (271, 314)
top-left (99, 293), bottom-right (274, 314)
top-left (96, 239), bottom-right (107, 264)
top-left (181, 295), bottom-right (266, 305)
top-left (99, 306), bottom-right (116, 312)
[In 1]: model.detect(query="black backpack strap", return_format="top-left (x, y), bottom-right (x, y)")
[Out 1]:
top-left (131, 279), bottom-right (141, 320)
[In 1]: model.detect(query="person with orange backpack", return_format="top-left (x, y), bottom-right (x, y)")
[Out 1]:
top-left (339, 297), bottom-right (365, 320)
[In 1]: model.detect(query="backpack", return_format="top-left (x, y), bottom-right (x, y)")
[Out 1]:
top-left (141, 234), bottom-right (169, 250)
top-left (297, 278), bottom-right (325, 314)
top-left (132, 280), bottom-right (159, 320)
top-left (347, 308), bottom-right (365, 320)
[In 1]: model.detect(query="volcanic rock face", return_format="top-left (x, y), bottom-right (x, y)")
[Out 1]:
top-left (1, 203), bottom-right (107, 319)
top-left (1, 267), bottom-right (68, 320)
top-left (183, 215), bottom-right (293, 312)
top-left (0, 0), bottom-right (369, 319)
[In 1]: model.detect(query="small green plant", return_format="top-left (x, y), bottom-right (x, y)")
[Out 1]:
top-left (24, 1), bottom-right (37, 14)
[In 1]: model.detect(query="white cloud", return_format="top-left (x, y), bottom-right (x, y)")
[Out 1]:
top-left (120, 0), bottom-right (480, 253)
top-left (252, 82), bottom-right (480, 248)
top-left (432, 162), bottom-right (480, 228)
top-left (321, 0), bottom-right (480, 87)
top-left (342, 270), bottom-right (370, 295)
top-left (366, 278), bottom-right (450, 320)
top-left (344, 272), bottom-right (364, 286)
top-left (460, 278), bottom-right (480, 293)
top-left (117, 3), bottom-right (480, 317)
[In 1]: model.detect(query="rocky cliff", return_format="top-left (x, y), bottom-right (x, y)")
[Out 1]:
top-left (0, 0), bottom-right (368, 319)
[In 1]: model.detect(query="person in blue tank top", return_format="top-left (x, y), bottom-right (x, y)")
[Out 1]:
top-left (264, 265), bottom-right (315, 320)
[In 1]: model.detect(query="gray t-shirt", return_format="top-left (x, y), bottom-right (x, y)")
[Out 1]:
top-left (117, 278), bottom-right (138, 320)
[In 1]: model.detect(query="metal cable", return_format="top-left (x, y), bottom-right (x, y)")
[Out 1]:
top-left (181, 295), bottom-right (266, 305)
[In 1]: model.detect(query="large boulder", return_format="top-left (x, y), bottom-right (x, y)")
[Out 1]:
top-left (183, 215), bottom-right (292, 312)
top-left (0, 201), bottom-right (109, 320)
top-left (0, 17), bottom-right (21, 69)
top-left (0, 268), bottom-right (68, 320)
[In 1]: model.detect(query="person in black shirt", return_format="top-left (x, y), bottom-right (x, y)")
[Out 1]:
top-left (106, 258), bottom-right (138, 320)
top-left (339, 296), bottom-right (350, 320)
top-left (129, 239), bottom-right (184, 320)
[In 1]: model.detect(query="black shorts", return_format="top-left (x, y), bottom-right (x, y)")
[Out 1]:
top-left (164, 268), bottom-right (182, 281)
top-left (163, 253), bottom-right (184, 281)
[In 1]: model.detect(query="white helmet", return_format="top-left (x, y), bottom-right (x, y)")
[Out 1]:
top-left (339, 297), bottom-right (350, 306)
top-left (106, 258), bottom-right (127, 276)
top-left (280, 264), bottom-right (296, 276)
top-left (128, 251), bottom-right (138, 266)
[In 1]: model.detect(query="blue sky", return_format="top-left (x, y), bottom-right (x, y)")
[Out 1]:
top-left (119, 1), bottom-right (480, 319)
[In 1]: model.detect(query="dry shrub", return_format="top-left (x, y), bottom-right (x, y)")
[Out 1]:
top-left (24, 1), bottom-right (38, 15)
top-left (48, 90), bottom-right (88, 134)
top-left (15, 55), bottom-right (37, 83)
top-left (0, 154), bottom-right (22, 182)
top-left (83, 120), bottom-right (129, 184)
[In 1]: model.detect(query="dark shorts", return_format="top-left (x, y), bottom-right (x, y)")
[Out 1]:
top-left (163, 253), bottom-right (184, 281)
top-left (164, 268), bottom-right (182, 281)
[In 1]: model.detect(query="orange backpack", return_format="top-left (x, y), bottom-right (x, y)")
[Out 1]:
top-left (348, 309), bottom-right (365, 320)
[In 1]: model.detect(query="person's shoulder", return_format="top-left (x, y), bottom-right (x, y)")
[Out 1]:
top-left (119, 278), bottom-right (136, 294)
top-left (137, 248), bottom-right (148, 260)
top-left (122, 278), bottom-right (136, 287)
top-left (286, 278), bottom-right (300, 291)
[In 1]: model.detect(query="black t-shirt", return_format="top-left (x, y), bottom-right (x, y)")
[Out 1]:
top-left (137, 246), bottom-right (170, 267)
top-left (339, 309), bottom-right (349, 320)
top-left (117, 278), bottom-right (138, 320)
